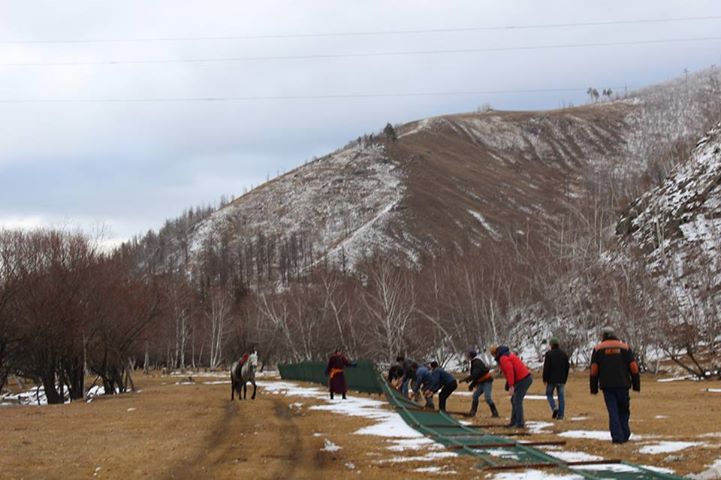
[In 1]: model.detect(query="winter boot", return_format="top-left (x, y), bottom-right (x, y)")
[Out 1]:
top-left (489, 403), bottom-right (499, 418)
top-left (330, 392), bottom-right (334, 400)
top-left (468, 399), bottom-right (479, 417)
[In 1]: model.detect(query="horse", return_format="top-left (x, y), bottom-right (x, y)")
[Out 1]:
top-left (231, 352), bottom-right (258, 400)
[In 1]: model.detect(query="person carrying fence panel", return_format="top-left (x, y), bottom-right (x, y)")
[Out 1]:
top-left (461, 350), bottom-right (498, 418)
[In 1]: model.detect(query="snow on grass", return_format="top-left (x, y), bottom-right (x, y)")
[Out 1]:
top-left (479, 449), bottom-right (520, 460)
top-left (559, 430), bottom-right (646, 441)
top-left (526, 421), bottom-right (554, 434)
top-left (638, 441), bottom-right (704, 454)
top-left (375, 451), bottom-right (458, 463)
top-left (689, 458), bottom-right (721, 480)
top-left (548, 451), bottom-right (603, 462)
top-left (705, 389), bottom-right (721, 393)
top-left (386, 437), bottom-right (441, 452)
top-left (493, 470), bottom-right (583, 480)
top-left (413, 465), bottom-right (457, 474)
top-left (570, 416), bottom-right (590, 421)
top-left (202, 380), bottom-right (231, 385)
top-left (468, 210), bottom-right (501, 240)
top-left (321, 439), bottom-right (342, 452)
top-left (256, 380), bottom-right (439, 440)
top-left (2, 384), bottom-right (122, 406)
top-left (657, 375), bottom-right (695, 382)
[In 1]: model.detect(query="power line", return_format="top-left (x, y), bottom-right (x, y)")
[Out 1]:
top-left (3, 35), bottom-right (721, 67)
top-left (2, 15), bottom-right (721, 44)
top-left (0, 86), bottom-right (632, 104)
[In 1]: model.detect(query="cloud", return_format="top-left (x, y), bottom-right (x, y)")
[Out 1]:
top-left (1, 0), bottom-right (721, 242)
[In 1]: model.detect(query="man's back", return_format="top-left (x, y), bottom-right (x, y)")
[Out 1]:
top-left (543, 348), bottom-right (569, 384)
top-left (590, 338), bottom-right (640, 391)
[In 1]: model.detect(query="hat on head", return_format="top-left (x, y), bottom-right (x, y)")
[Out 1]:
top-left (467, 349), bottom-right (477, 358)
top-left (549, 337), bottom-right (560, 346)
top-left (601, 326), bottom-right (615, 338)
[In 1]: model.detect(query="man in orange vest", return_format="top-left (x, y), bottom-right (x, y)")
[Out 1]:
top-left (590, 327), bottom-right (641, 444)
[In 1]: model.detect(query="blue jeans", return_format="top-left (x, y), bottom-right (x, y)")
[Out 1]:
top-left (473, 381), bottom-right (494, 405)
top-left (401, 377), bottom-right (410, 397)
top-left (510, 375), bottom-right (533, 427)
top-left (546, 383), bottom-right (565, 418)
top-left (602, 387), bottom-right (631, 443)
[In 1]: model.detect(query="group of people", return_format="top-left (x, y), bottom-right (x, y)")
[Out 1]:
top-left (385, 326), bottom-right (641, 443)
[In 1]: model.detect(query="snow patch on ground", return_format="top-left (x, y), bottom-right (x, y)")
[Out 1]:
top-left (256, 380), bottom-right (438, 441)
top-left (321, 439), bottom-right (341, 452)
top-left (638, 441), bottom-right (704, 454)
top-left (526, 421), bottom-right (554, 434)
top-left (413, 465), bottom-right (457, 474)
top-left (386, 437), bottom-right (441, 452)
top-left (559, 430), bottom-right (645, 441)
top-left (689, 459), bottom-right (721, 480)
top-left (1, 384), bottom-right (120, 406)
top-left (375, 452), bottom-right (458, 463)
top-left (549, 451), bottom-right (603, 462)
top-left (493, 470), bottom-right (583, 480)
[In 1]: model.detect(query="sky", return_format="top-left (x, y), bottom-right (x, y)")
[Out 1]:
top-left (1, 1), bottom-right (721, 247)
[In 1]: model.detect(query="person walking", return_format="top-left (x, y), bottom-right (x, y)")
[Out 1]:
top-left (543, 337), bottom-right (570, 420)
top-left (461, 350), bottom-right (498, 418)
top-left (590, 327), bottom-right (641, 444)
top-left (325, 348), bottom-right (355, 400)
top-left (491, 345), bottom-right (533, 428)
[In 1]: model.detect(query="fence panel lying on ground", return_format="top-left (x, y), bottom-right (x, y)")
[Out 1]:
top-left (279, 362), bottom-right (683, 479)
top-left (277, 360), bottom-right (383, 394)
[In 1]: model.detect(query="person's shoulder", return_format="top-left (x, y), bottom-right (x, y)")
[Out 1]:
top-left (594, 339), bottom-right (630, 351)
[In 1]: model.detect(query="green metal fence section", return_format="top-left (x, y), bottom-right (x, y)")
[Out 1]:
top-left (277, 360), bottom-right (383, 394)
top-left (278, 362), bottom-right (682, 479)
top-left (380, 379), bottom-right (683, 480)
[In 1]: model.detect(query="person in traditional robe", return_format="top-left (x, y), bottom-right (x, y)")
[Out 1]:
top-left (325, 348), bottom-right (355, 399)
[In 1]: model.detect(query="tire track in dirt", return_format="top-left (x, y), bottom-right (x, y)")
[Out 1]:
top-left (162, 395), bottom-right (303, 480)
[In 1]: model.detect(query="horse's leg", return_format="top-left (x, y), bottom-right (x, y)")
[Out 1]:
top-left (251, 378), bottom-right (257, 400)
top-left (242, 381), bottom-right (247, 400)
top-left (231, 379), bottom-right (234, 401)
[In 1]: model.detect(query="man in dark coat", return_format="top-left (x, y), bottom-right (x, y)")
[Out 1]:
top-left (325, 348), bottom-right (355, 400)
top-left (461, 350), bottom-right (498, 417)
top-left (589, 327), bottom-right (641, 444)
top-left (543, 337), bottom-right (570, 420)
top-left (396, 355), bottom-right (415, 396)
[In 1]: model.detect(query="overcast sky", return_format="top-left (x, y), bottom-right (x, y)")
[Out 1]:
top-left (2, 1), bottom-right (721, 246)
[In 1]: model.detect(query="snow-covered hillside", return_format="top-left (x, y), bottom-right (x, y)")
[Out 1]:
top-left (189, 142), bottom-right (409, 271)
top-left (146, 67), bottom-right (721, 282)
top-left (618, 121), bottom-right (721, 304)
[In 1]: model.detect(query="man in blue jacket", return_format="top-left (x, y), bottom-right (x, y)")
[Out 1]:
top-left (413, 361), bottom-right (458, 411)
top-left (411, 362), bottom-right (436, 408)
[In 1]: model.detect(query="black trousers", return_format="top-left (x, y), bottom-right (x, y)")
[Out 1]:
top-left (438, 380), bottom-right (458, 411)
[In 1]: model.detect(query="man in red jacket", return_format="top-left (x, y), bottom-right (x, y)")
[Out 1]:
top-left (491, 345), bottom-right (533, 428)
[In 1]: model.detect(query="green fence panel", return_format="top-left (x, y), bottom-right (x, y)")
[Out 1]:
top-left (278, 360), bottom-right (383, 394)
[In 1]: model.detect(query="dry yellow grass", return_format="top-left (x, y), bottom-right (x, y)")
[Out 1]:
top-left (0, 371), bottom-right (719, 479)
